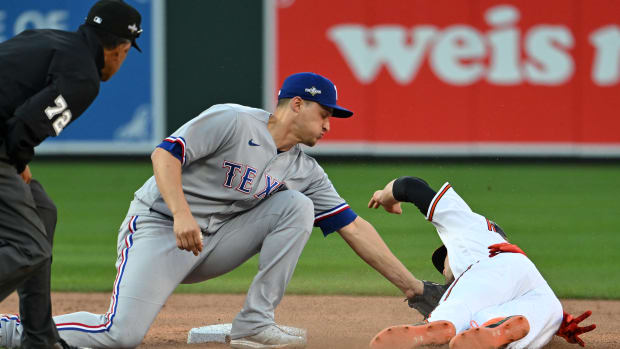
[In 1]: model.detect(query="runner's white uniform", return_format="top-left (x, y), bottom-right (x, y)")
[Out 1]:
top-left (0, 103), bottom-right (357, 348)
top-left (426, 183), bottom-right (563, 349)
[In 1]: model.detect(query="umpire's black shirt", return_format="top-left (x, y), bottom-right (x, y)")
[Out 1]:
top-left (0, 25), bottom-right (104, 172)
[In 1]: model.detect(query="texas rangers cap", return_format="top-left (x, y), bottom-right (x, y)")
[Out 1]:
top-left (85, 0), bottom-right (143, 52)
top-left (278, 72), bottom-right (353, 118)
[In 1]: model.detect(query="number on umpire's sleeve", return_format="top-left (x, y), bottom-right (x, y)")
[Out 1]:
top-left (44, 94), bottom-right (73, 135)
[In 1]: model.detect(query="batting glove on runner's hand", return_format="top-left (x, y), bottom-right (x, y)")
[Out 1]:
top-left (488, 242), bottom-right (526, 257)
top-left (556, 310), bottom-right (596, 347)
top-left (406, 280), bottom-right (451, 319)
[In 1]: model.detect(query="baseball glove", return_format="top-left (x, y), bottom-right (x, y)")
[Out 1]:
top-left (407, 280), bottom-right (452, 319)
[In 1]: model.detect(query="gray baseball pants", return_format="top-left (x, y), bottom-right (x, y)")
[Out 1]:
top-left (0, 157), bottom-right (60, 349)
top-left (49, 190), bottom-right (313, 348)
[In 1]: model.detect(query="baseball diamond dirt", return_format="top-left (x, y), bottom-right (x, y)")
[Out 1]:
top-left (1, 293), bottom-right (618, 348)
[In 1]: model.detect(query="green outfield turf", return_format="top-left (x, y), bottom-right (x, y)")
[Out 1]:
top-left (28, 160), bottom-right (620, 299)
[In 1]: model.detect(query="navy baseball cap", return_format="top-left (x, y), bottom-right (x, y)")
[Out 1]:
top-left (85, 0), bottom-right (143, 52)
top-left (278, 72), bottom-right (353, 118)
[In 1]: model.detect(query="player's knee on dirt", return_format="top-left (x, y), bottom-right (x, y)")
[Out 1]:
top-left (101, 327), bottom-right (147, 349)
top-left (113, 333), bottom-right (144, 348)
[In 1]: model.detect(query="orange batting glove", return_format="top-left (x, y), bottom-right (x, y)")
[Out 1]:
top-left (488, 242), bottom-right (526, 257)
top-left (556, 310), bottom-right (596, 347)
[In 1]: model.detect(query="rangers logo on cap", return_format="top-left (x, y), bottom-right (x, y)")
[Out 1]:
top-left (278, 72), bottom-right (353, 118)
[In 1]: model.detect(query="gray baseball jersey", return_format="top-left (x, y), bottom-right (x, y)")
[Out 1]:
top-left (0, 104), bottom-right (358, 348)
top-left (130, 103), bottom-right (357, 234)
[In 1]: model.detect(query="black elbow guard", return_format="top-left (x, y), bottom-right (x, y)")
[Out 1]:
top-left (392, 176), bottom-right (436, 215)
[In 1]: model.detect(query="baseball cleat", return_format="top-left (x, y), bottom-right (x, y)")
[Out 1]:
top-left (229, 324), bottom-right (306, 349)
top-left (369, 320), bottom-right (456, 349)
top-left (449, 315), bottom-right (530, 349)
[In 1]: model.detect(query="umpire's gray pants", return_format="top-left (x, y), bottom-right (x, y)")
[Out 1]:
top-left (0, 162), bottom-right (50, 301)
top-left (51, 190), bottom-right (314, 348)
top-left (0, 160), bottom-right (59, 349)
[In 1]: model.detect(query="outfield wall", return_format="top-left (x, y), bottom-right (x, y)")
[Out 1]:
top-left (271, 0), bottom-right (620, 157)
top-left (2, 1), bottom-right (618, 157)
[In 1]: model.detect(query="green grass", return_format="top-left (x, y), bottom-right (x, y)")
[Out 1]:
top-left (28, 160), bottom-right (620, 299)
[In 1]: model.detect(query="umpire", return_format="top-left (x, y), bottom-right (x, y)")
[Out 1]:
top-left (0, 1), bottom-right (142, 348)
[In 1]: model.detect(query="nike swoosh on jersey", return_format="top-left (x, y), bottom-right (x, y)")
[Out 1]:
top-left (248, 139), bottom-right (260, 146)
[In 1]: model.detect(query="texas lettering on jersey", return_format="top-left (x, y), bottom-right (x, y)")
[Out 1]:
top-left (134, 104), bottom-right (356, 236)
top-left (222, 160), bottom-right (284, 199)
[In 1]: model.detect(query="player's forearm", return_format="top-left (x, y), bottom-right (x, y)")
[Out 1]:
top-left (151, 148), bottom-right (192, 217)
top-left (338, 217), bottom-right (423, 298)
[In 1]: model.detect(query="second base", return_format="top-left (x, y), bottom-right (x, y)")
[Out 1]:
top-left (187, 323), bottom-right (307, 344)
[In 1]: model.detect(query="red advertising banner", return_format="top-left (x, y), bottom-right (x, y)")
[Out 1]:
top-left (272, 0), bottom-right (620, 156)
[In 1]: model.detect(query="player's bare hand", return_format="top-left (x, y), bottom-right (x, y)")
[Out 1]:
top-left (19, 165), bottom-right (32, 184)
top-left (173, 212), bottom-right (203, 256)
top-left (368, 180), bottom-right (402, 214)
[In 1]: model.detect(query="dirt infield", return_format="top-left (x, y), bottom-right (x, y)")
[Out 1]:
top-left (1, 293), bottom-right (618, 348)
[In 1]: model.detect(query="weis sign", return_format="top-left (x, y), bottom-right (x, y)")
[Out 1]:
top-left (275, 0), bottom-right (620, 157)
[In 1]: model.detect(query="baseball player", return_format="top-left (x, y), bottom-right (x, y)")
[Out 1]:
top-left (0, 1), bottom-right (142, 348)
top-left (1, 72), bottom-right (426, 349)
top-left (367, 176), bottom-right (596, 348)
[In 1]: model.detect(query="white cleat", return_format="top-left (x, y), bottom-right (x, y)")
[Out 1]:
top-left (230, 325), bottom-right (307, 349)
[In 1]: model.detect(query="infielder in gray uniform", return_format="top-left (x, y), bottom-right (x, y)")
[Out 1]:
top-left (1, 72), bottom-right (424, 349)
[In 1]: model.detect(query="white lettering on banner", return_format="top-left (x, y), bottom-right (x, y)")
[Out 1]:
top-left (486, 5), bottom-right (521, 84)
top-left (13, 10), bottom-right (69, 34)
top-left (430, 26), bottom-right (485, 85)
top-left (590, 25), bottom-right (620, 86)
top-left (524, 26), bottom-right (574, 85)
top-left (327, 25), bottom-right (437, 84)
top-left (327, 4), bottom-right (619, 86)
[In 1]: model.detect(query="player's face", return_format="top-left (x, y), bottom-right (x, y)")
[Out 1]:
top-left (296, 101), bottom-right (332, 147)
top-left (100, 42), bottom-right (132, 81)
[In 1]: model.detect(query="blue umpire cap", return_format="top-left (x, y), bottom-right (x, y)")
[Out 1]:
top-left (278, 72), bottom-right (353, 118)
